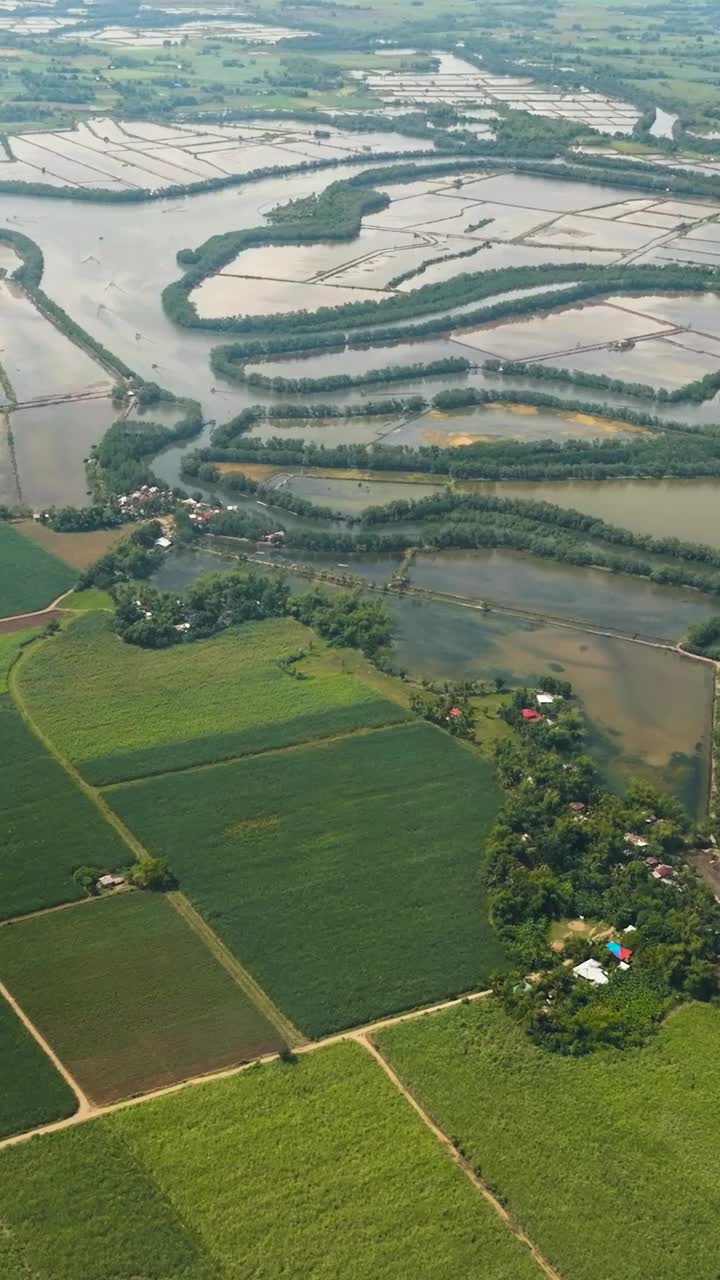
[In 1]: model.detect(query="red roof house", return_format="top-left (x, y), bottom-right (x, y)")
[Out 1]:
top-left (521, 708), bottom-right (543, 722)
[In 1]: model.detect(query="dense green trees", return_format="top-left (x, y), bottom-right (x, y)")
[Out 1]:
top-left (111, 569), bottom-right (393, 656)
top-left (290, 586), bottom-right (392, 655)
top-left (78, 523), bottom-right (165, 590)
top-left (45, 505), bottom-right (125, 533)
top-left (682, 616), bottom-right (720, 660)
top-left (483, 357), bottom-right (720, 406)
top-left (486, 686), bottom-right (720, 1053)
top-left (216, 355), bottom-right (471, 393)
top-left (90, 401), bottom-right (203, 495)
top-left (192, 411), bottom-right (720, 481)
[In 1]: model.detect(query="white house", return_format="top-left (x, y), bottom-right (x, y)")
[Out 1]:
top-left (572, 958), bottom-right (609, 986)
top-left (536, 691), bottom-right (556, 707)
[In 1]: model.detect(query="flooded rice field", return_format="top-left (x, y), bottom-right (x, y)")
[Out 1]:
top-left (386, 592), bottom-right (713, 815)
top-left (453, 300), bottom-right (673, 361)
top-left (0, 116), bottom-right (432, 193)
top-left (65, 21), bottom-right (312, 46)
top-left (359, 51), bottom-right (640, 134)
top-left (0, 280), bottom-right (111, 404)
top-left (408, 549), bottom-right (717, 640)
top-left (399, 402), bottom-right (646, 446)
top-left (458, 477), bottom-right (720, 547)
top-left (192, 274), bottom-right (388, 319)
top-left (5, 398), bottom-right (116, 510)
top-left (270, 473), bottom-right (444, 514)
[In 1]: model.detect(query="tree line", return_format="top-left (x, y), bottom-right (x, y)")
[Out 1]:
top-left (483, 357), bottom-right (720, 407)
top-left (215, 355), bottom-right (471, 393)
top-left (191, 414), bottom-right (720, 482)
top-left (112, 568), bottom-right (393, 656)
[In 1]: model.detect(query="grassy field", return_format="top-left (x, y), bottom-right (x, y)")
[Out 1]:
top-left (0, 892), bottom-right (284, 1104)
top-left (0, 627), bottom-right (37, 691)
top-left (108, 721), bottom-right (504, 1036)
top-left (0, 522), bottom-right (75, 617)
top-left (61, 588), bottom-right (113, 611)
top-left (378, 1000), bottom-right (720, 1280)
top-left (18, 612), bottom-right (410, 784)
top-left (0, 694), bottom-right (131, 920)
top-left (14, 520), bottom-right (131, 570)
top-left (0, 993), bottom-right (77, 1140)
top-left (0, 1041), bottom-right (543, 1280)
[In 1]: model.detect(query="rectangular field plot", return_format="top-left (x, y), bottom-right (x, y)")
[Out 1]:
top-left (0, 521), bottom-right (75, 617)
top-left (17, 612), bottom-right (409, 784)
top-left (605, 291), bottom-right (720, 337)
top-left (0, 892), bottom-right (283, 1104)
top-left (379, 1001), bottom-right (720, 1280)
top-left (191, 272), bottom-right (388, 319)
top-left (220, 227), bottom-right (418, 283)
top-left (553, 335), bottom-right (720, 389)
top-left (0, 993), bottom-right (77, 1139)
top-left (108, 721), bottom-right (504, 1037)
top-left (0, 696), bottom-right (131, 920)
top-left (0, 1042), bottom-right (543, 1280)
top-left (527, 212), bottom-right (662, 252)
top-left (454, 302), bottom-right (669, 361)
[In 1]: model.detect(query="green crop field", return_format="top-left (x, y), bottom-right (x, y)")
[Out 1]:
top-left (18, 612), bottom-right (409, 783)
top-left (0, 892), bottom-right (284, 1104)
top-left (0, 523), bottom-right (75, 618)
top-left (108, 721), bottom-right (504, 1036)
top-left (0, 1041), bottom-right (542, 1280)
top-left (378, 1000), bottom-right (720, 1280)
top-left (0, 628), bottom-right (37, 691)
top-left (0, 695), bottom-right (131, 920)
top-left (0, 993), bottom-right (77, 1140)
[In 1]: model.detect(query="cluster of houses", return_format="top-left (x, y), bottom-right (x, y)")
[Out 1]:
top-left (177, 496), bottom-right (224, 525)
top-left (118, 484), bottom-right (175, 517)
top-left (571, 835), bottom-right (681, 985)
top-left (573, 930), bottom-right (636, 986)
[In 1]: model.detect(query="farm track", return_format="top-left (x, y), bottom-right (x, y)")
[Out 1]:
top-left (360, 1034), bottom-right (563, 1280)
top-left (6, 639), bottom-right (309, 1054)
top-left (0, 987), bottom-right (493, 1147)
top-left (167, 890), bottom-right (305, 1048)
top-left (0, 980), bottom-right (91, 1119)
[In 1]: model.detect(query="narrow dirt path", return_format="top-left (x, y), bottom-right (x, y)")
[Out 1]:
top-left (0, 985), bottom-right (559, 1280)
top-left (360, 1034), bottom-right (562, 1280)
top-left (0, 979), bottom-right (93, 1120)
top-left (0, 988), bottom-right (491, 1151)
top-left (0, 587), bottom-right (78, 630)
top-left (167, 891), bottom-right (305, 1048)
